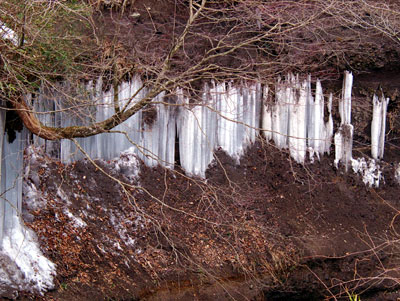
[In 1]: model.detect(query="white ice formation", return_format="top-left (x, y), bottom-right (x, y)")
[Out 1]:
top-left (371, 93), bottom-right (389, 160)
top-left (0, 21), bottom-right (18, 46)
top-left (30, 71), bottom-right (392, 180)
top-left (351, 157), bottom-right (383, 187)
top-left (334, 71), bottom-right (354, 171)
top-left (262, 75), bottom-right (333, 164)
top-left (0, 70), bottom-right (396, 297)
top-left (395, 163), bottom-right (400, 184)
top-left (34, 79), bottom-right (261, 177)
top-left (0, 119), bottom-right (55, 296)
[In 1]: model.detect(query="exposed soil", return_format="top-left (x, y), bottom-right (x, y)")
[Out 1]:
top-left (17, 135), bottom-right (400, 300)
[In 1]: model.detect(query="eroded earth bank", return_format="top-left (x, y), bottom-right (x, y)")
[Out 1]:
top-left (19, 134), bottom-right (400, 300)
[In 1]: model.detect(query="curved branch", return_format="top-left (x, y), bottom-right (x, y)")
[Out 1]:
top-left (13, 1), bottom-right (207, 141)
top-left (14, 88), bottom-right (159, 140)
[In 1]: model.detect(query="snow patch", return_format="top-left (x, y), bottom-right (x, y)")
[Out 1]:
top-left (108, 211), bottom-right (142, 248)
top-left (0, 216), bottom-right (55, 295)
top-left (0, 21), bottom-right (18, 46)
top-left (351, 158), bottom-right (383, 187)
top-left (63, 208), bottom-right (87, 228)
top-left (112, 147), bottom-right (140, 181)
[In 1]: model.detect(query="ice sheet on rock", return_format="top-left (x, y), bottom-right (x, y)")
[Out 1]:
top-left (50, 78), bottom-right (176, 168)
top-left (0, 130), bottom-right (55, 296)
top-left (1, 130), bottom-right (27, 241)
top-left (177, 81), bottom-right (260, 177)
top-left (371, 94), bottom-right (389, 160)
top-left (265, 75), bottom-right (334, 164)
top-left (351, 158), bottom-right (383, 187)
top-left (139, 92), bottom-right (176, 168)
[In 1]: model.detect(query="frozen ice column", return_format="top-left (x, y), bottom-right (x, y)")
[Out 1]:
top-left (334, 71), bottom-right (354, 171)
top-left (371, 93), bottom-right (389, 160)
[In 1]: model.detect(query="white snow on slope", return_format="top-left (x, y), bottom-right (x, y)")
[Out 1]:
top-left (0, 216), bottom-right (55, 295)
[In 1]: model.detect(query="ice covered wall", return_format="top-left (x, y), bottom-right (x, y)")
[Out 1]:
top-left (262, 75), bottom-right (333, 164)
top-left (30, 71), bottom-right (393, 182)
top-left (0, 120), bottom-right (55, 297)
top-left (33, 77), bottom-right (176, 168)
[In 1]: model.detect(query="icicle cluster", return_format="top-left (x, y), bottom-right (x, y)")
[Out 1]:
top-left (33, 77), bottom-right (177, 168)
top-left (262, 75), bottom-right (333, 164)
top-left (178, 82), bottom-right (261, 177)
top-left (30, 71), bottom-right (393, 182)
top-left (334, 71), bottom-right (354, 171)
top-left (371, 93), bottom-right (389, 160)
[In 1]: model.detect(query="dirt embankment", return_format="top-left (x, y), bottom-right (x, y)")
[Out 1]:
top-left (18, 133), bottom-right (400, 301)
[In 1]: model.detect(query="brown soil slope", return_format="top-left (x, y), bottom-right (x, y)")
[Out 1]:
top-left (19, 138), bottom-right (400, 301)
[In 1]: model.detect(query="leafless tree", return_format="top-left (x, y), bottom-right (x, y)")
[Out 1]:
top-left (0, 0), bottom-right (399, 140)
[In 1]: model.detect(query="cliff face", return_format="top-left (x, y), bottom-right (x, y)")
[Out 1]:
top-left (1, 1), bottom-right (400, 300)
top-left (16, 72), bottom-right (400, 301)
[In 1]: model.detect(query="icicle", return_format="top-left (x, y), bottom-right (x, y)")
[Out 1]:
top-left (340, 71), bottom-right (353, 125)
top-left (323, 93), bottom-right (334, 155)
top-left (217, 83), bottom-right (239, 158)
top-left (371, 94), bottom-right (389, 160)
top-left (288, 78), bottom-right (307, 164)
top-left (312, 80), bottom-right (324, 156)
top-left (201, 82), bottom-right (217, 174)
top-left (334, 125), bottom-right (353, 170)
top-left (306, 75), bottom-right (315, 150)
top-left (308, 79), bottom-right (333, 160)
top-left (262, 85), bottom-right (273, 141)
top-left (272, 77), bottom-right (289, 149)
top-left (334, 71), bottom-right (354, 170)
